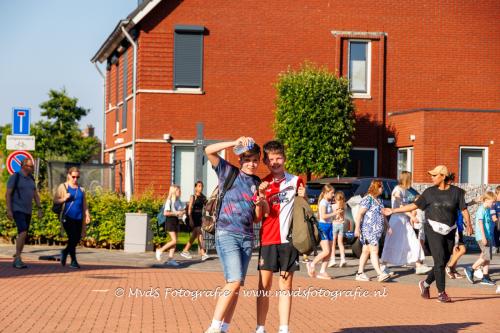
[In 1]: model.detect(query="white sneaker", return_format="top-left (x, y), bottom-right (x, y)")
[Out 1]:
top-left (415, 265), bottom-right (432, 275)
top-left (339, 259), bottom-right (347, 268)
top-left (327, 260), bottom-right (336, 268)
top-left (201, 254), bottom-right (210, 261)
top-left (378, 272), bottom-right (391, 282)
top-left (204, 328), bottom-right (222, 333)
top-left (166, 259), bottom-right (180, 267)
top-left (180, 251), bottom-right (192, 259)
top-left (155, 249), bottom-right (162, 261)
top-left (355, 272), bottom-right (370, 281)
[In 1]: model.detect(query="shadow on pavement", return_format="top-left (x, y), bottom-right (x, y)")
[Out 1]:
top-left (0, 259), bottom-right (142, 279)
top-left (335, 322), bottom-right (482, 332)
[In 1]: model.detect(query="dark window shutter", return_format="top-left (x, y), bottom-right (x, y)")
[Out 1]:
top-left (122, 50), bottom-right (128, 129)
top-left (174, 25), bottom-right (204, 89)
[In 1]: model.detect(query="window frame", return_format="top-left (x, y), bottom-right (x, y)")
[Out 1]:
top-left (347, 40), bottom-right (372, 99)
top-left (459, 146), bottom-right (488, 184)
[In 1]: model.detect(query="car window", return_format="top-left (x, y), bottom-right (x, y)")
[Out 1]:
top-left (382, 180), bottom-right (396, 201)
top-left (305, 183), bottom-right (323, 204)
top-left (353, 180), bottom-right (369, 197)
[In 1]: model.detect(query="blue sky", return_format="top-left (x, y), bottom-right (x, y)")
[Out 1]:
top-left (0, 0), bottom-right (139, 139)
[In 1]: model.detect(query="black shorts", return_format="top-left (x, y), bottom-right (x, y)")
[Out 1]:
top-left (164, 217), bottom-right (179, 232)
top-left (258, 243), bottom-right (300, 273)
top-left (13, 211), bottom-right (31, 233)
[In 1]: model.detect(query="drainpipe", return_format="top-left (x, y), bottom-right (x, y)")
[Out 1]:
top-left (121, 26), bottom-right (137, 197)
top-left (93, 62), bottom-right (106, 163)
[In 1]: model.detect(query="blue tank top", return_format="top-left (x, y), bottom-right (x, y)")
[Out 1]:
top-left (64, 186), bottom-right (84, 220)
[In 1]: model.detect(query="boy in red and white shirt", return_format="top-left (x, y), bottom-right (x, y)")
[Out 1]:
top-left (255, 141), bottom-right (305, 333)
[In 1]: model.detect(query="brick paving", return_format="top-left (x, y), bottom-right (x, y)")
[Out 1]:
top-left (0, 246), bottom-right (498, 333)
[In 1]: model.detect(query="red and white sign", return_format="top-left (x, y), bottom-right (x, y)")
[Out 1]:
top-left (6, 151), bottom-right (34, 175)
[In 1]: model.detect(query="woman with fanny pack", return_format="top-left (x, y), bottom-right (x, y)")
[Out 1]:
top-left (385, 165), bottom-right (472, 303)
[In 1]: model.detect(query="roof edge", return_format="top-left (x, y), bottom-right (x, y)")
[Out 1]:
top-left (91, 0), bottom-right (163, 64)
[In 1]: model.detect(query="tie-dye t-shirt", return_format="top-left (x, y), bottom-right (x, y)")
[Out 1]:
top-left (215, 158), bottom-right (261, 237)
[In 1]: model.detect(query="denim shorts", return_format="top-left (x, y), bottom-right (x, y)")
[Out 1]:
top-left (318, 222), bottom-right (333, 241)
top-left (215, 229), bottom-right (253, 285)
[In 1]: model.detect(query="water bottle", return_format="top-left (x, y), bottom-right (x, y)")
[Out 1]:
top-left (233, 137), bottom-right (255, 155)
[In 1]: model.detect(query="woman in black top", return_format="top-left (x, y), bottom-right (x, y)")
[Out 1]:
top-left (385, 165), bottom-right (471, 303)
top-left (180, 181), bottom-right (209, 261)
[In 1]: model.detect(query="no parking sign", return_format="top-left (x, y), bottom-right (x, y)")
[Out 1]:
top-left (6, 151), bottom-right (34, 175)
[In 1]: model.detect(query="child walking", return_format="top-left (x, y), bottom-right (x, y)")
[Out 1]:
top-left (463, 192), bottom-right (496, 286)
top-left (328, 191), bottom-right (347, 268)
top-left (307, 185), bottom-right (335, 279)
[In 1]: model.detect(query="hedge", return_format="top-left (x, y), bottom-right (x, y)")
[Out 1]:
top-left (0, 190), bottom-right (170, 249)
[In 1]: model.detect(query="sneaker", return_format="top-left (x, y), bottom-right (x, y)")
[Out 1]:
top-left (355, 272), bottom-right (370, 281)
top-left (416, 265), bottom-right (432, 275)
top-left (155, 249), bottom-right (162, 261)
top-left (380, 265), bottom-right (397, 278)
top-left (201, 254), bottom-right (210, 261)
top-left (306, 262), bottom-right (316, 278)
top-left (437, 291), bottom-right (452, 303)
top-left (339, 259), bottom-right (347, 268)
top-left (327, 260), bottom-right (336, 268)
top-left (418, 280), bottom-right (430, 299)
top-left (463, 267), bottom-right (474, 284)
top-left (12, 257), bottom-right (27, 269)
top-left (377, 272), bottom-right (391, 282)
top-left (316, 272), bottom-right (332, 280)
top-left (69, 261), bottom-right (81, 269)
top-left (480, 277), bottom-right (496, 286)
top-left (166, 259), bottom-right (180, 267)
top-left (204, 328), bottom-right (222, 333)
top-left (180, 251), bottom-right (192, 259)
top-left (383, 268), bottom-right (398, 278)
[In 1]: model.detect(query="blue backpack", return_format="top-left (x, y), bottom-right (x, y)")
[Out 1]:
top-left (157, 203), bottom-right (167, 225)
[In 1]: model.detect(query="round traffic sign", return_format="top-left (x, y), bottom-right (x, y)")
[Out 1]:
top-left (6, 151), bottom-right (34, 175)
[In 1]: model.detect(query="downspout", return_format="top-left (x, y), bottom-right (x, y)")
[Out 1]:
top-left (93, 62), bottom-right (106, 163)
top-left (121, 26), bottom-right (137, 197)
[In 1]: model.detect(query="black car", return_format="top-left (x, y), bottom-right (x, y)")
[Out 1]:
top-left (305, 177), bottom-right (420, 258)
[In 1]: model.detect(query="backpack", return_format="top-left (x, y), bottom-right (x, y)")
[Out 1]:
top-left (201, 166), bottom-right (240, 234)
top-left (157, 203), bottom-right (167, 226)
top-left (289, 196), bottom-right (320, 254)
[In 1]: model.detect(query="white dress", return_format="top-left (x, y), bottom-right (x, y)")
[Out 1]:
top-left (381, 186), bottom-right (424, 265)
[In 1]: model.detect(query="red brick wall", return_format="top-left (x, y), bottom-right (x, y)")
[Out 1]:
top-left (389, 110), bottom-right (500, 183)
top-left (102, 0), bottom-right (500, 194)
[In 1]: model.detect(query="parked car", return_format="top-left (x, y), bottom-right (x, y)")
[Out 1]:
top-left (305, 177), bottom-right (420, 258)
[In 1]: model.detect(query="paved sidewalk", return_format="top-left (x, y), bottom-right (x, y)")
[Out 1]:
top-left (0, 245), bottom-right (499, 332)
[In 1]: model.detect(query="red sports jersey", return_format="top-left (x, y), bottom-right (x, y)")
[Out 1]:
top-left (260, 173), bottom-right (304, 245)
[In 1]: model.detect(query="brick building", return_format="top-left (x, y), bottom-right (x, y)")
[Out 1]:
top-left (91, 0), bottom-right (500, 200)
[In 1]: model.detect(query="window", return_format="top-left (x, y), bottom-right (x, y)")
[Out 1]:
top-left (348, 40), bottom-right (371, 97)
top-left (397, 147), bottom-right (413, 177)
top-left (115, 63), bottom-right (120, 133)
top-left (460, 147), bottom-right (488, 184)
top-left (346, 148), bottom-right (377, 177)
top-left (122, 50), bottom-right (128, 130)
top-left (174, 25), bottom-right (204, 89)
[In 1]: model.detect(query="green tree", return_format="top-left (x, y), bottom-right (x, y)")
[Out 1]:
top-left (274, 63), bottom-right (356, 180)
top-left (34, 88), bottom-right (99, 162)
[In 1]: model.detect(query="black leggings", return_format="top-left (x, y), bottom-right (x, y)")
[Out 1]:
top-left (424, 224), bottom-right (455, 293)
top-left (63, 217), bottom-right (82, 262)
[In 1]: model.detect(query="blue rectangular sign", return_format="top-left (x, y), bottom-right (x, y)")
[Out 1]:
top-left (12, 108), bottom-right (31, 135)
